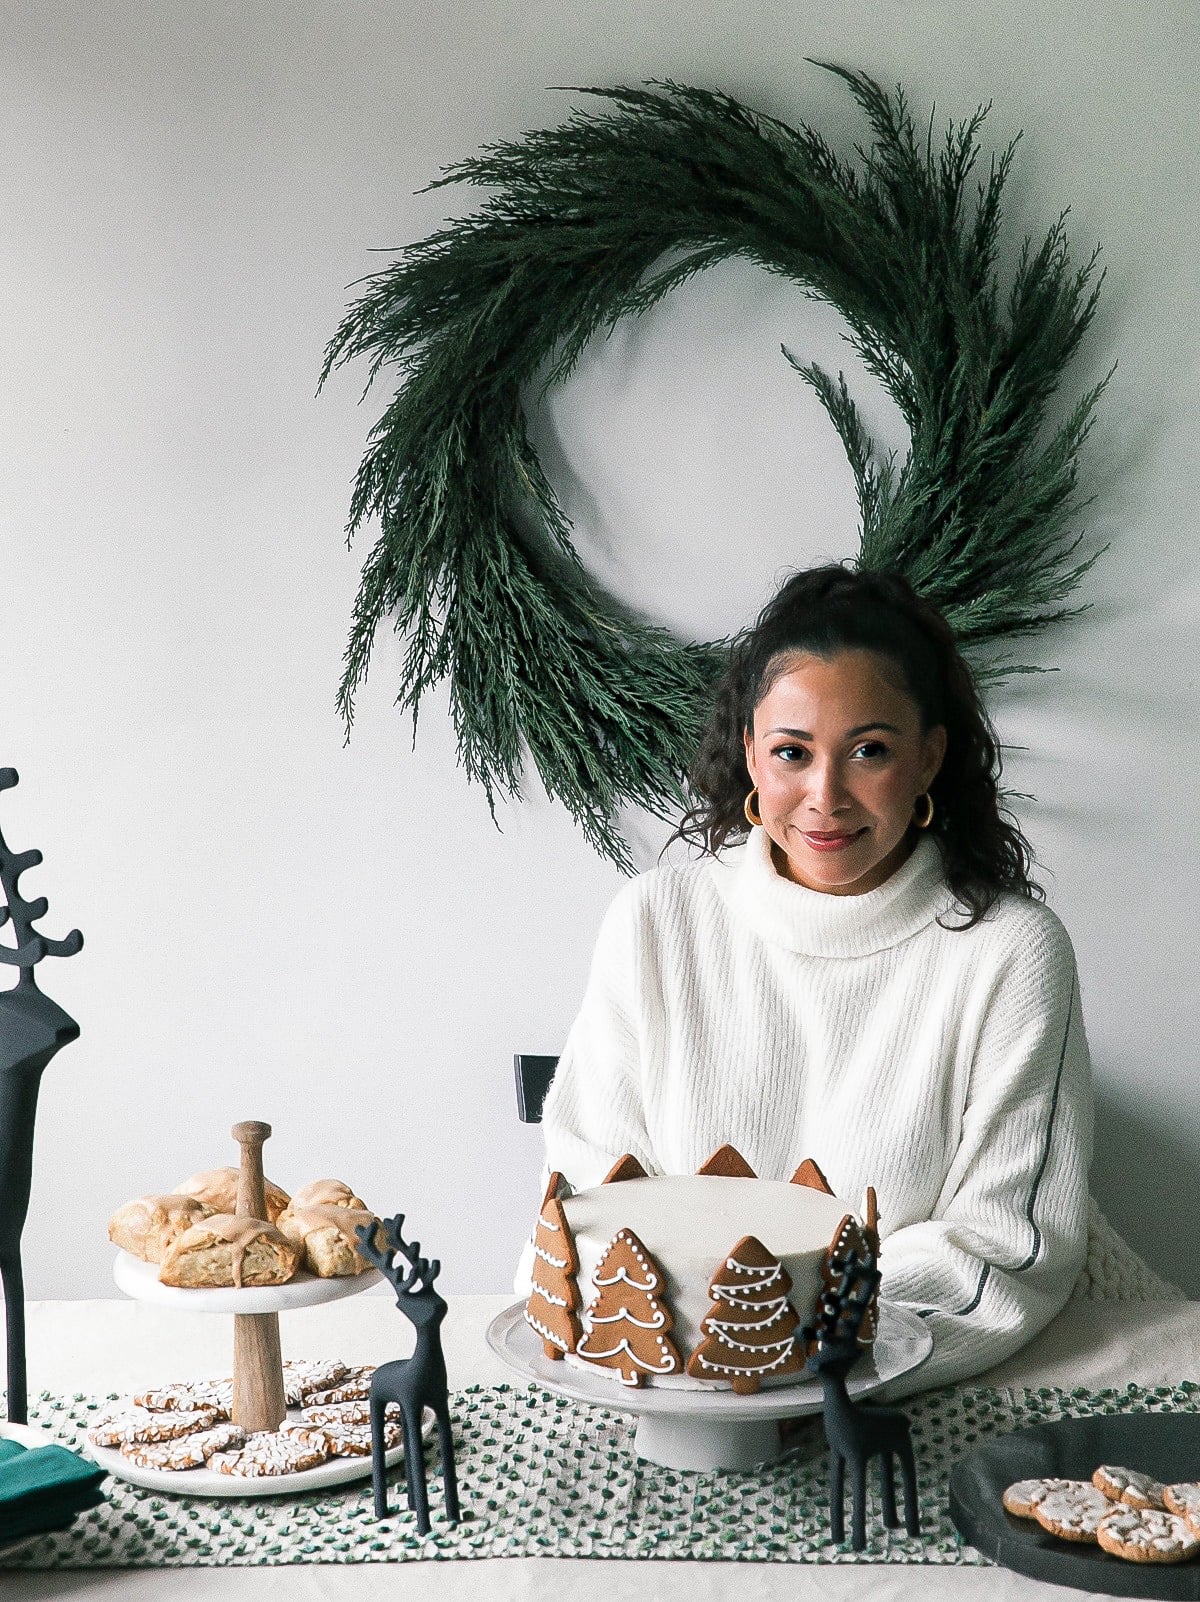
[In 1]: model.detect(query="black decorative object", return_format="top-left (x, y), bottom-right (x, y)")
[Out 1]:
top-left (356, 1213), bottom-right (460, 1536)
top-left (0, 769), bottom-right (82, 1424)
top-left (804, 1246), bottom-right (920, 1551)
top-left (950, 1412), bottom-right (1200, 1600)
top-left (513, 1053), bottom-right (558, 1125)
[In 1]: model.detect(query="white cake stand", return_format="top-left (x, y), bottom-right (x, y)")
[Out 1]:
top-left (100, 1251), bottom-right (406, 1497)
top-left (487, 1300), bottom-right (932, 1473)
top-left (95, 1121), bottom-right (408, 1499)
top-left (113, 1250), bottom-right (381, 1314)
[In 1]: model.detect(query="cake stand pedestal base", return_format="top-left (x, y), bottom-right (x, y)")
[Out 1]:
top-left (633, 1411), bottom-right (782, 1472)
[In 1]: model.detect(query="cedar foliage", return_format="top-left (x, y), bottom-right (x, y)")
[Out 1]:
top-left (321, 66), bottom-right (1108, 869)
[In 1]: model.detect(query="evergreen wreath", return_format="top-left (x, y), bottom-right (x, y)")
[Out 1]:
top-left (322, 65), bottom-right (1107, 869)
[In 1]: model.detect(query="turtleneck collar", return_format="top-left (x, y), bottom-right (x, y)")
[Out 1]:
top-left (708, 826), bottom-right (956, 958)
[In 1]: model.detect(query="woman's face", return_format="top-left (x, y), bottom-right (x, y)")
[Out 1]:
top-left (743, 649), bottom-right (947, 896)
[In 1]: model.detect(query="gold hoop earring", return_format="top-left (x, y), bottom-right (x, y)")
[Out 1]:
top-left (913, 791), bottom-right (934, 830)
top-left (744, 788), bottom-right (762, 827)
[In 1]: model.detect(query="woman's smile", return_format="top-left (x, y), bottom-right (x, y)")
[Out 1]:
top-left (797, 826), bottom-right (869, 852)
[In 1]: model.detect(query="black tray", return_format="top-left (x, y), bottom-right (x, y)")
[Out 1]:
top-left (949, 1412), bottom-right (1200, 1598)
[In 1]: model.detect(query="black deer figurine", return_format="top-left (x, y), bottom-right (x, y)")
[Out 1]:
top-left (804, 1246), bottom-right (920, 1551)
top-left (356, 1213), bottom-right (460, 1536)
top-left (0, 769), bottom-right (83, 1424)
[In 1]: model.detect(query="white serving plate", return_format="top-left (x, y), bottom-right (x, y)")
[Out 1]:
top-left (114, 1250), bottom-right (380, 1313)
top-left (0, 1419), bottom-right (76, 1562)
top-left (84, 1409), bottom-right (417, 1499)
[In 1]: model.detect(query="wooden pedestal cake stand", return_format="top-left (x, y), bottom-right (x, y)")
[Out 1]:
top-left (94, 1120), bottom-right (405, 1498)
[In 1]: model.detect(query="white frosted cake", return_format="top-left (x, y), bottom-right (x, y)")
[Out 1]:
top-left (524, 1146), bottom-right (878, 1391)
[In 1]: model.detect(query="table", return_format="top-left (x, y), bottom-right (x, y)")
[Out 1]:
top-left (8, 1291), bottom-right (1200, 1601)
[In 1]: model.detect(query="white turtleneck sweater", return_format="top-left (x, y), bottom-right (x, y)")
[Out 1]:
top-left (534, 828), bottom-right (1092, 1396)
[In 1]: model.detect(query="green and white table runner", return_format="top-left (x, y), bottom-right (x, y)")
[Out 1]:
top-left (5, 1381), bottom-right (1198, 1568)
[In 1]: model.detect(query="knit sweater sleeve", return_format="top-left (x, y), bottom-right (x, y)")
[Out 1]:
top-left (880, 908), bottom-right (1092, 1396)
top-left (537, 881), bottom-right (657, 1188)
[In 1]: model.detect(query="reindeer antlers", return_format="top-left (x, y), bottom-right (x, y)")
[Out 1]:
top-left (355, 1212), bottom-right (442, 1298)
top-left (0, 770), bottom-right (83, 982)
top-left (808, 1248), bottom-right (881, 1355)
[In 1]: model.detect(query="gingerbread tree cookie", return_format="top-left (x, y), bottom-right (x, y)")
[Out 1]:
top-left (696, 1144), bottom-right (756, 1178)
top-left (790, 1157), bottom-right (833, 1194)
top-left (824, 1212), bottom-right (877, 1349)
top-left (575, 1229), bottom-right (681, 1386)
top-left (602, 1153), bottom-right (647, 1183)
top-left (524, 1172), bottom-right (582, 1359)
top-left (686, 1235), bottom-right (806, 1393)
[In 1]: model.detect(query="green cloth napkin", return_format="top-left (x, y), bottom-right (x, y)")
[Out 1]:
top-left (0, 1439), bottom-right (106, 1544)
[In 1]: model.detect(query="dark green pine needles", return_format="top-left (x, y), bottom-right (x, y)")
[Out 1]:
top-left (321, 65), bottom-right (1108, 869)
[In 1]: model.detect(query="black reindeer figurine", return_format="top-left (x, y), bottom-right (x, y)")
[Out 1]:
top-left (804, 1244), bottom-right (920, 1551)
top-left (356, 1213), bottom-right (460, 1535)
top-left (0, 769), bottom-right (82, 1424)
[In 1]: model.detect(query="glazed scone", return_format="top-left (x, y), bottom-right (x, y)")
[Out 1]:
top-left (288, 1179), bottom-right (369, 1211)
top-left (172, 1167), bottom-right (290, 1222)
top-left (158, 1214), bottom-right (300, 1288)
top-left (108, 1194), bottom-right (215, 1263)
top-left (277, 1202), bottom-right (377, 1277)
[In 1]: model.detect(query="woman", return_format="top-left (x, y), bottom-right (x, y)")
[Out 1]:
top-left (534, 565), bottom-right (1091, 1393)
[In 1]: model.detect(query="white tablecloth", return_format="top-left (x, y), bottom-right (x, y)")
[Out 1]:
top-left (9, 1291), bottom-right (1200, 1601)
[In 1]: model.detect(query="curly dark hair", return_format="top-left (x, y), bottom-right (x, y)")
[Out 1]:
top-left (671, 565), bottom-right (1042, 928)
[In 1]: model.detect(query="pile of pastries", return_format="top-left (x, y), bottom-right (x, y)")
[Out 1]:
top-left (107, 1170), bottom-right (379, 1288)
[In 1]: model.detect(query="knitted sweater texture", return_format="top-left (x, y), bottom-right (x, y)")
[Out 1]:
top-left (539, 828), bottom-right (1093, 1395)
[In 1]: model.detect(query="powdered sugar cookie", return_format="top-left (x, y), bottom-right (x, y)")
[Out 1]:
top-left (301, 1400), bottom-right (371, 1426)
top-left (1096, 1505), bottom-right (1200, 1564)
top-left (209, 1427), bottom-right (329, 1476)
top-left (281, 1358), bottom-right (347, 1406)
top-left (119, 1422), bottom-right (246, 1470)
top-left (298, 1400), bottom-right (397, 1429)
top-left (1093, 1464), bottom-right (1166, 1510)
top-left (1163, 1482), bottom-right (1200, 1525)
top-left (301, 1365), bottom-right (374, 1405)
top-left (88, 1404), bottom-right (219, 1448)
top-left (1002, 1477), bottom-right (1071, 1519)
top-left (1033, 1481), bottom-right (1115, 1543)
top-left (134, 1379), bottom-right (233, 1417)
top-left (303, 1418), bottom-right (403, 1458)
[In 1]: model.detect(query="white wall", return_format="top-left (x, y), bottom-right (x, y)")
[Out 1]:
top-left (3, 1), bottom-right (1198, 1300)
